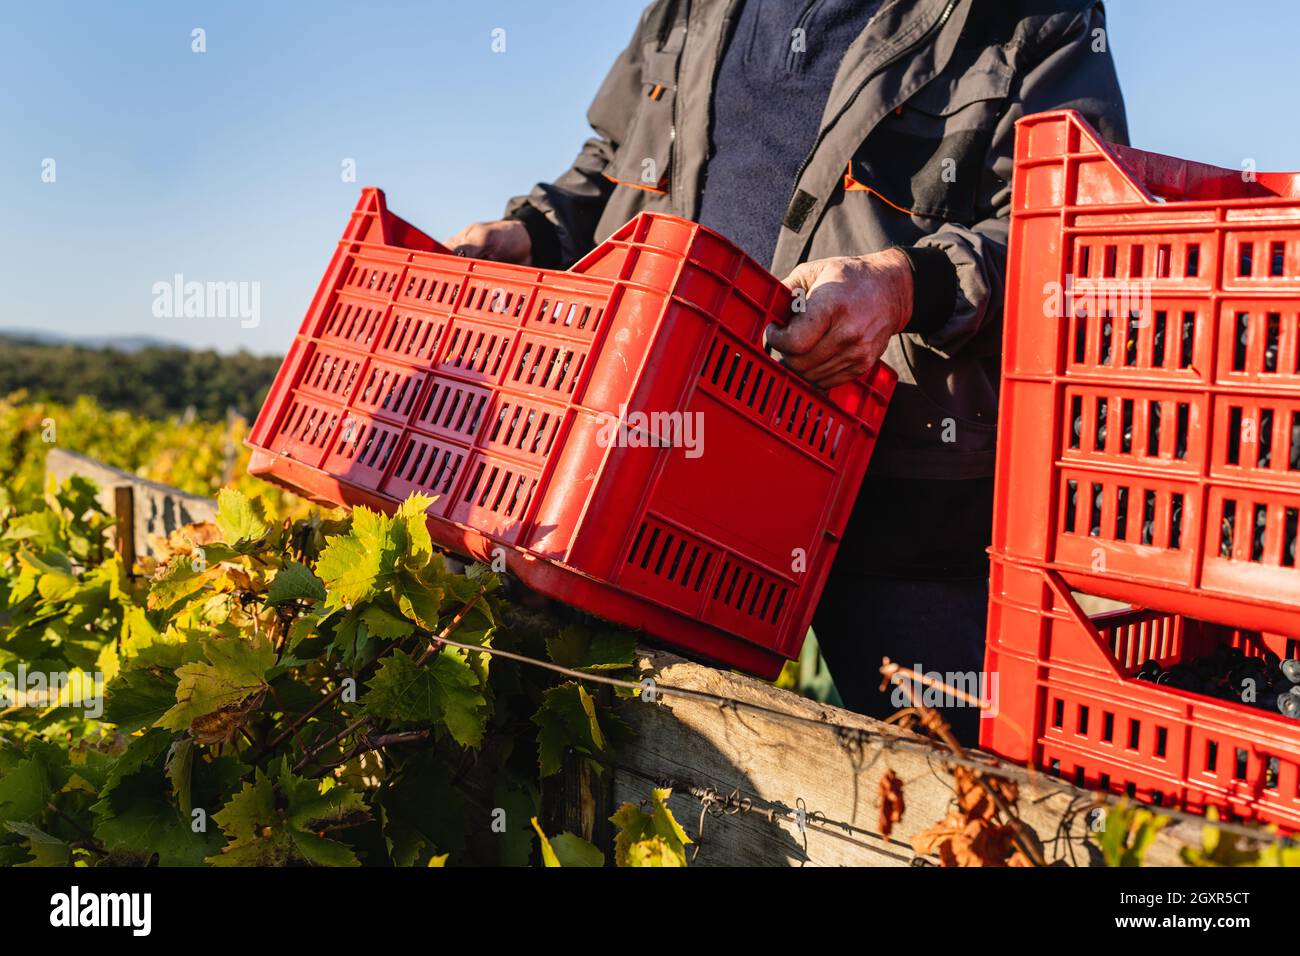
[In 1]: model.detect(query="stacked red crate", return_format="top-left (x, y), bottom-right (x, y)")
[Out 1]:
top-left (985, 110), bottom-right (1300, 827)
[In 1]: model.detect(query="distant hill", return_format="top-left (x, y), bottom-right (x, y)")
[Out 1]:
top-left (0, 333), bottom-right (282, 421)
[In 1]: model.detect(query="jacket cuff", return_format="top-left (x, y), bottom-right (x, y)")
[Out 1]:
top-left (506, 203), bottom-right (562, 270)
top-left (897, 244), bottom-right (958, 337)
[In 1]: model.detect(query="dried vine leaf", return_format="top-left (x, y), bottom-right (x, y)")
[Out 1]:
top-left (911, 766), bottom-right (1038, 866)
top-left (878, 769), bottom-right (905, 843)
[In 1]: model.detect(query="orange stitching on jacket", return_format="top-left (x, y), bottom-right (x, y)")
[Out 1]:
top-left (843, 164), bottom-right (916, 216)
top-left (603, 172), bottom-right (669, 195)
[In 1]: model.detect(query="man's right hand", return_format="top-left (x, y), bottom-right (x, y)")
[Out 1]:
top-left (444, 219), bottom-right (532, 263)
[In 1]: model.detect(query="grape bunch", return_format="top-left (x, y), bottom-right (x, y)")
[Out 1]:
top-left (1134, 645), bottom-right (1300, 719)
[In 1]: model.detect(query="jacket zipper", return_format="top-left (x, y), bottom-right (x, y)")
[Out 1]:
top-left (782, 0), bottom-right (961, 221)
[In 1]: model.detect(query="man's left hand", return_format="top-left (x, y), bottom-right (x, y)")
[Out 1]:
top-left (766, 248), bottom-right (914, 390)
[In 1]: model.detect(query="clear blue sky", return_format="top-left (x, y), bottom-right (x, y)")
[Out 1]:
top-left (3, 0), bottom-right (1298, 356)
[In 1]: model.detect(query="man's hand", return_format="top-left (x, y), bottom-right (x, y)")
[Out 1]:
top-left (444, 219), bottom-right (532, 263)
top-left (767, 248), bottom-right (914, 390)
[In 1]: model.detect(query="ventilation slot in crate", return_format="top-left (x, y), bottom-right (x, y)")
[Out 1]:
top-left (1075, 234), bottom-right (1213, 287)
top-left (400, 270), bottom-right (458, 307)
top-left (483, 398), bottom-right (564, 461)
top-left (1063, 388), bottom-right (1202, 470)
top-left (1223, 232), bottom-right (1300, 290)
top-left (707, 555), bottom-right (789, 628)
top-left (509, 336), bottom-right (587, 394)
top-left (1061, 474), bottom-right (1189, 551)
top-left (1212, 396), bottom-right (1300, 483)
top-left (342, 258), bottom-right (400, 297)
top-left (437, 322), bottom-right (513, 381)
top-left (269, 398), bottom-right (341, 467)
top-left (449, 454), bottom-right (539, 539)
top-left (771, 385), bottom-right (845, 462)
top-left (382, 434), bottom-right (466, 502)
top-left (352, 362), bottom-right (426, 423)
top-left (531, 295), bottom-right (604, 335)
top-left (1216, 305), bottom-right (1300, 385)
top-left (413, 379), bottom-right (491, 442)
top-left (377, 310), bottom-right (447, 363)
top-left (1209, 491), bottom-right (1300, 569)
top-left (698, 334), bottom-right (779, 420)
top-left (298, 349), bottom-right (364, 402)
top-left (622, 518), bottom-right (717, 598)
top-left (1067, 301), bottom-right (1207, 380)
top-left (319, 296), bottom-right (385, 348)
top-left (321, 415), bottom-right (402, 486)
top-left (1098, 608), bottom-right (1185, 672)
top-left (457, 282), bottom-right (531, 322)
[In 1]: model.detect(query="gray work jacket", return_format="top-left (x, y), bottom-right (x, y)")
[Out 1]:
top-left (506, 0), bottom-right (1128, 479)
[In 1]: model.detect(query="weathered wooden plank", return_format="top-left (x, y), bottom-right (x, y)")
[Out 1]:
top-left (611, 647), bottom-right (1203, 867)
top-left (46, 448), bottom-right (217, 557)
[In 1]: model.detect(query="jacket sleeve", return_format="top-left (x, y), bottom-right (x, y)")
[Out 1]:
top-left (503, 5), bottom-right (658, 269)
top-left (904, 1), bottom-right (1128, 356)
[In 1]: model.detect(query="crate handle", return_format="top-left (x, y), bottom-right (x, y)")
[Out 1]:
top-left (761, 281), bottom-right (897, 419)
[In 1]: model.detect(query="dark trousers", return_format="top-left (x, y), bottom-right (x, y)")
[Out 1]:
top-left (812, 476), bottom-right (995, 747)
top-left (813, 574), bottom-right (990, 746)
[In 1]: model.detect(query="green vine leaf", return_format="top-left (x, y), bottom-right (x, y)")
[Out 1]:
top-left (0, 758), bottom-right (54, 827)
top-left (4, 821), bottom-right (70, 867)
top-left (266, 561), bottom-right (326, 605)
top-left (215, 488), bottom-right (270, 552)
top-left (531, 683), bottom-right (631, 777)
top-left (611, 788), bottom-right (691, 867)
top-left (362, 649), bottom-right (486, 748)
top-left (316, 529), bottom-right (383, 609)
top-left (207, 765), bottom-right (367, 867)
top-left (156, 632), bottom-right (276, 742)
top-left (531, 817), bottom-right (604, 867)
top-left (102, 666), bottom-right (178, 733)
top-left (90, 729), bottom-right (223, 867)
top-left (165, 738), bottom-right (195, 816)
top-left (545, 625), bottom-right (637, 672)
top-left (359, 604), bottom-right (415, 640)
top-left (1098, 803), bottom-right (1169, 867)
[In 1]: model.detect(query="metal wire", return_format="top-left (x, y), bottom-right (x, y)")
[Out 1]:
top-left (429, 633), bottom-right (1297, 849)
top-left (609, 760), bottom-right (914, 864)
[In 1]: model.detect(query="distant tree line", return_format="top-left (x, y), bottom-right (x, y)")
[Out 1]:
top-left (0, 336), bottom-right (281, 420)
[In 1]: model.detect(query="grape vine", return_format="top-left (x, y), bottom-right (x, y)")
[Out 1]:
top-left (0, 477), bottom-right (686, 866)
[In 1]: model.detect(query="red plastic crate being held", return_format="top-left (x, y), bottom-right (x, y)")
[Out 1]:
top-left (248, 188), bottom-right (895, 679)
top-left (985, 110), bottom-right (1300, 828)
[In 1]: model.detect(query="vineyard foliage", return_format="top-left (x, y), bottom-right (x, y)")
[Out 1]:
top-left (0, 392), bottom-right (300, 519)
top-left (0, 400), bottom-right (683, 866)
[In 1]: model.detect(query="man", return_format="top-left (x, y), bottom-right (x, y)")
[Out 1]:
top-left (448, 0), bottom-right (1126, 741)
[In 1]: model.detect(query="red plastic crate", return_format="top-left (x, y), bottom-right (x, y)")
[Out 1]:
top-left (984, 110), bottom-right (1300, 828)
top-left (248, 188), bottom-right (895, 678)
top-left (984, 558), bottom-right (1300, 830)
top-left (993, 109), bottom-right (1300, 635)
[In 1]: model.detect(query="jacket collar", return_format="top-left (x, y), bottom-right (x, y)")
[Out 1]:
top-left (772, 0), bottom-right (972, 274)
top-left (671, 0), bottom-right (971, 269)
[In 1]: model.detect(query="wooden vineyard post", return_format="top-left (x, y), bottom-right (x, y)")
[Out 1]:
top-left (540, 685), bottom-right (615, 863)
top-left (113, 485), bottom-right (136, 573)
